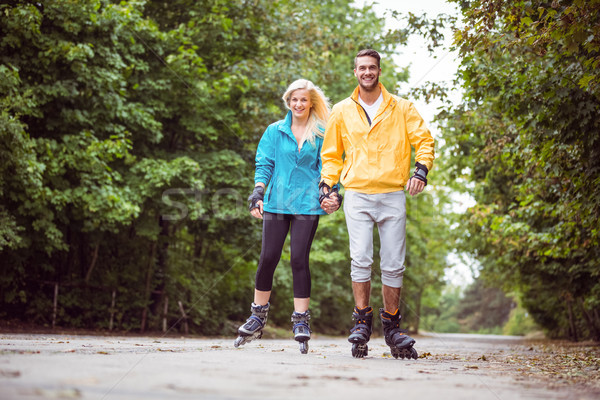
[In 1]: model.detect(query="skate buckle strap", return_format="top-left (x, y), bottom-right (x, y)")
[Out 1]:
top-left (350, 323), bottom-right (370, 334)
top-left (291, 311), bottom-right (311, 323)
top-left (251, 308), bottom-right (268, 319)
top-left (352, 312), bottom-right (373, 326)
top-left (248, 315), bottom-right (265, 326)
top-left (293, 322), bottom-right (311, 333)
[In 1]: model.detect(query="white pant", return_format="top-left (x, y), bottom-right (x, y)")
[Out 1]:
top-left (343, 190), bottom-right (407, 288)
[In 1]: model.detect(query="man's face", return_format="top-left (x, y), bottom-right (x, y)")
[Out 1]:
top-left (354, 56), bottom-right (381, 91)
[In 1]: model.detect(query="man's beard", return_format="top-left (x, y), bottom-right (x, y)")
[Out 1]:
top-left (360, 76), bottom-right (379, 91)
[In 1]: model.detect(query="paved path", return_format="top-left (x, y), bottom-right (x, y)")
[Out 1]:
top-left (0, 332), bottom-right (598, 399)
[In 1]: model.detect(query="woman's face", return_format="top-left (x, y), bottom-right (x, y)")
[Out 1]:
top-left (289, 89), bottom-right (312, 120)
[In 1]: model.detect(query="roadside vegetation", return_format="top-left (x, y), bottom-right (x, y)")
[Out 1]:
top-left (1, 0), bottom-right (598, 342)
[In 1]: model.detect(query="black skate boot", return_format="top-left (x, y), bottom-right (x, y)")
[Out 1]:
top-left (291, 310), bottom-right (311, 354)
top-left (380, 308), bottom-right (418, 359)
top-left (348, 306), bottom-right (373, 358)
top-left (234, 302), bottom-right (270, 348)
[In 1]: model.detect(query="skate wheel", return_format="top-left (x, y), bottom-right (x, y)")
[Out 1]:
top-left (234, 336), bottom-right (245, 348)
top-left (299, 341), bottom-right (309, 354)
top-left (234, 331), bottom-right (262, 348)
top-left (392, 347), bottom-right (418, 360)
top-left (351, 343), bottom-right (368, 358)
top-left (410, 347), bottom-right (418, 359)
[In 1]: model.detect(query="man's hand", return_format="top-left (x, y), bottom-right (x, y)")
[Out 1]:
top-left (406, 162), bottom-right (428, 196)
top-left (319, 182), bottom-right (342, 214)
top-left (405, 177), bottom-right (425, 196)
top-left (321, 196), bottom-right (339, 214)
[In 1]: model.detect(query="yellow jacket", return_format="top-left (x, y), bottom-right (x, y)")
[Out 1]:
top-left (321, 83), bottom-right (435, 194)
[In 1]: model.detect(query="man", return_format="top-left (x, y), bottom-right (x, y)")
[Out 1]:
top-left (319, 49), bottom-right (434, 359)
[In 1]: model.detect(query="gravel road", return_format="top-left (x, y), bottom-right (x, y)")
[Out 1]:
top-left (1, 332), bottom-right (598, 400)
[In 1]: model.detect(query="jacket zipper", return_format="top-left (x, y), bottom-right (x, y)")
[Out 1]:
top-left (352, 99), bottom-right (371, 126)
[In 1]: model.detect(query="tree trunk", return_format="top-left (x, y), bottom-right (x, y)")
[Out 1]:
top-left (109, 289), bottom-right (116, 331)
top-left (84, 243), bottom-right (100, 283)
top-left (140, 241), bottom-right (157, 333)
top-left (566, 297), bottom-right (578, 341)
top-left (413, 289), bottom-right (423, 333)
top-left (52, 283), bottom-right (59, 329)
top-left (178, 300), bottom-right (189, 335)
top-left (578, 297), bottom-right (600, 341)
top-left (162, 295), bottom-right (169, 333)
top-left (151, 217), bottom-right (170, 318)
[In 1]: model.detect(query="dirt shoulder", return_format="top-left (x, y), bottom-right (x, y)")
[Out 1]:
top-left (0, 332), bottom-right (598, 400)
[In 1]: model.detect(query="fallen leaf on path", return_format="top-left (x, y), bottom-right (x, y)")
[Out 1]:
top-left (0, 369), bottom-right (21, 378)
top-left (34, 388), bottom-right (81, 398)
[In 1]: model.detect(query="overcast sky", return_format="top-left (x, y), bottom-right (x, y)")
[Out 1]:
top-left (358, 0), bottom-right (462, 137)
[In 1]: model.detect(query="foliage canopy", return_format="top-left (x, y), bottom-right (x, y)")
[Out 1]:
top-left (0, 0), bottom-right (451, 335)
top-left (441, 0), bottom-right (600, 340)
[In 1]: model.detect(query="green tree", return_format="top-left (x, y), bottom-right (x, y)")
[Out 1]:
top-left (455, 278), bottom-right (515, 334)
top-left (440, 0), bottom-right (600, 340)
top-left (1, 0), bottom-right (452, 335)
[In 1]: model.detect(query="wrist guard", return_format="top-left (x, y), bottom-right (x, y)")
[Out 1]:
top-left (248, 185), bottom-right (265, 211)
top-left (410, 162), bottom-right (428, 186)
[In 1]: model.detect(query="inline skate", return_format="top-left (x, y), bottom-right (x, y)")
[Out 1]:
top-left (234, 302), bottom-right (270, 348)
top-left (348, 306), bottom-right (373, 358)
top-left (380, 308), bottom-right (418, 359)
top-left (291, 310), bottom-right (311, 354)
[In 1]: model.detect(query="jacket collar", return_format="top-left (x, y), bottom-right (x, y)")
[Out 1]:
top-left (351, 82), bottom-right (392, 105)
top-left (277, 110), bottom-right (294, 136)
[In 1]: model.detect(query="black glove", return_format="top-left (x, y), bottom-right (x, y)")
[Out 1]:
top-left (319, 182), bottom-right (343, 207)
top-left (248, 185), bottom-right (264, 212)
top-left (410, 162), bottom-right (428, 186)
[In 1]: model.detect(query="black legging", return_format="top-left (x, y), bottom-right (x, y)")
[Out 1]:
top-left (255, 212), bottom-right (319, 298)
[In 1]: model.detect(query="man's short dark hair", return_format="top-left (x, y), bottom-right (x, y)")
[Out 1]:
top-left (355, 49), bottom-right (381, 68)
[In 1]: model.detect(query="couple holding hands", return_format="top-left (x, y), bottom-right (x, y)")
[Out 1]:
top-left (235, 49), bottom-right (435, 359)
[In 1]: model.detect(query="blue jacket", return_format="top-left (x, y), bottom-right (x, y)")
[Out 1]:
top-left (254, 111), bottom-right (326, 215)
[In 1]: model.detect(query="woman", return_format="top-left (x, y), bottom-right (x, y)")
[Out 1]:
top-left (234, 79), bottom-right (341, 353)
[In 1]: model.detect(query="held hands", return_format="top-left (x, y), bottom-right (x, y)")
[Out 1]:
top-left (248, 185), bottom-right (265, 219)
top-left (319, 182), bottom-right (343, 214)
top-left (321, 196), bottom-right (339, 214)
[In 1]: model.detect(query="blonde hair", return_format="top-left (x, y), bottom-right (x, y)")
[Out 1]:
top-left (282, 79), bottom-right (331, 148)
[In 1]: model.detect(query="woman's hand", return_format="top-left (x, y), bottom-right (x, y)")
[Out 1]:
top-left (250, 201), bottom-right (264, 219)
top-left (248, 185), bottom-right (265, 219)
